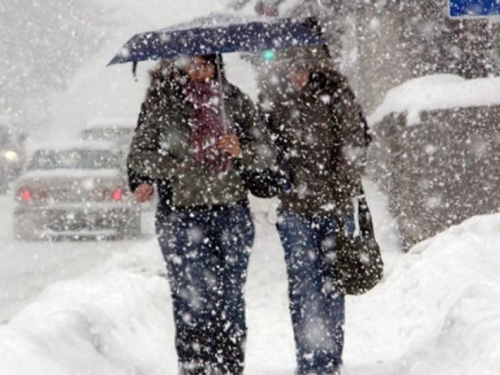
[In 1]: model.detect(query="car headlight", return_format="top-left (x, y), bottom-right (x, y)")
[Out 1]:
top-left (4, 150), bottom-right (19, 162)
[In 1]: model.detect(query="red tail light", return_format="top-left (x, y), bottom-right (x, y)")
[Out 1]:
top-left (111, 188), bottom-right (123, 201)
top-left (17, 188), bottom-right (47, 202)
top-left (19, 189), bottom-right (32, 202)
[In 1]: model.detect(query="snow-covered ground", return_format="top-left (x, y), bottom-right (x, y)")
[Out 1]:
top-left (2, 181), bottom-right (500, 374)
top-left (0, 196), bottom-right (156, 325)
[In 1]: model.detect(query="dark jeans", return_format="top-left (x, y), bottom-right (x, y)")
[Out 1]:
top-left (156, 204), bottom-right (255, 375)
top-left (277, 211), bottom-right (354, 375)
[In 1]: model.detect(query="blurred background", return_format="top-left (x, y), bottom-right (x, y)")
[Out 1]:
top-left (2, 0), bottom-right (498, 137)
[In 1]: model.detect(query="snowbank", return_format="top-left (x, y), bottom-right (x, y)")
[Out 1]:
top-left (0, 243), bottom-right (175, 375)
top-left (346, 213), bottom-right (500, 375)
top-left (394, 215), bottom-right (500, 375)
top-left (368, 74), bottom-right (500, 126)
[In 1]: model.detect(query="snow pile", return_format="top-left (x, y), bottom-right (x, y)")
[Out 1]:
top-left (393, 215), bottom-right (500, 375)
top-left (368, 74), bottom-right (500, 126)
top-left (347, 212), bottom-right (500, 374)
top-left (0, 243), bottom-right (175, 375)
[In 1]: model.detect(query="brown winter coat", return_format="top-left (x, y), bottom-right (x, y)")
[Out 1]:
top-left (263, 68), bottom-right (368, 217)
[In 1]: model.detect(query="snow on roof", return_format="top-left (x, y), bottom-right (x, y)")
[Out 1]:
top-left (368, 74), bottom-right (500, 126)
top-left (85, 117), bottom-right (136, 129)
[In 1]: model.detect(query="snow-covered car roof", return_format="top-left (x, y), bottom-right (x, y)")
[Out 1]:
top-left (24, 142), bottom-right (123, 172)
top-left (81, 118), bottom-right (136, 141)
top-left (28, 140), bottom-right (119, 155)
top-left (368, 74), bottom-right (500, 127)
top-left (84, 117), bottom-right (136, 129)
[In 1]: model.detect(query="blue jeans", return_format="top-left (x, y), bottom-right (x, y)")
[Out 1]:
top-left (156, 204), bottom-right (255, 375)
top-left (277, 211), bottom-right (353, 375)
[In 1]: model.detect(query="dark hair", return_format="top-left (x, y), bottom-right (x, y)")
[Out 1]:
top-left (202, 53), bottom-right (218, 66)
top-left (192, 53), bottom-right (226, 82)
top-left (144, 54), bottom-right (227, 111)
top-left (301, 17), bottom-right (331, 58)
top-left (144, 60), bottom-right (187, 111)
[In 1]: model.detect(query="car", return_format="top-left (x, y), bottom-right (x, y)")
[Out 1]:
top-left (0, 116), bottom-right (27, 193)
top-left (13, 142), bottom-right (141, 241)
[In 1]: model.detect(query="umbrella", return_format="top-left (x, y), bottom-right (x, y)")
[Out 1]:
top-left (107, 13), bottom-right (326, 66)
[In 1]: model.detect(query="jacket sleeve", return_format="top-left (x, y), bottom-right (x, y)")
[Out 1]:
top-left (235, 90), bottom-right (277, 171)
top-left (128, 168), bottom-right (155, 192)
top-left (331, 79), bottom-right (369, 182)
top-left (127, 105), bottom-right (183, 180)
top-left (127, 103), bottom-right (156, 192)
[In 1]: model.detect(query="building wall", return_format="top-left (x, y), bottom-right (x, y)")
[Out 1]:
top-left (282, 0), bottom-right (492, 114)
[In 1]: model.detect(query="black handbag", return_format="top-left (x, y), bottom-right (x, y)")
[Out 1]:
top-left (335, 195), bottom-right (384, 295)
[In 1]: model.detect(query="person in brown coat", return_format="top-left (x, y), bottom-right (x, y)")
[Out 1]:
top-left (260, 52), bottom-right (369, 375)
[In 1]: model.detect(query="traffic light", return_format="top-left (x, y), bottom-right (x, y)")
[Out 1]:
top-left (262, 50), bottom-right (276, 61)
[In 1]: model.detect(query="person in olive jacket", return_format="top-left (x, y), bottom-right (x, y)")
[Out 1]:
top-left (128, 54), bottom-right (275, 375)
top-left (261, 50), bottom-right (369, 375)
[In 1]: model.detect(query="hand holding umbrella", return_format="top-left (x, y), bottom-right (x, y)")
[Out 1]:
top-left (217, 134), bottom-right (241, 158)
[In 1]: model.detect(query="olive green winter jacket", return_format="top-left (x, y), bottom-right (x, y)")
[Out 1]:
top-left (128, 80), bottom-right (276, 209)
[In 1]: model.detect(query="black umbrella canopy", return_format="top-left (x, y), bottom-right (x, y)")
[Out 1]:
top-left (108, 13), bottom-right (326, 66)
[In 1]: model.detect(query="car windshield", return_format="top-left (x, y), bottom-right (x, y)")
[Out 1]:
top-left (81, 127), bottom-right (134, 142)
top-left (27, 149), bottom-right (119, 170)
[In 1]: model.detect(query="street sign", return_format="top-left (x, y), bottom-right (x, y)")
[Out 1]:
top-left (449, 0), bottom-right (500, 18)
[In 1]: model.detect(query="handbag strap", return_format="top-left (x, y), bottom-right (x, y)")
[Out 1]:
top-left (352, 195), bottom-right (362, 238)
